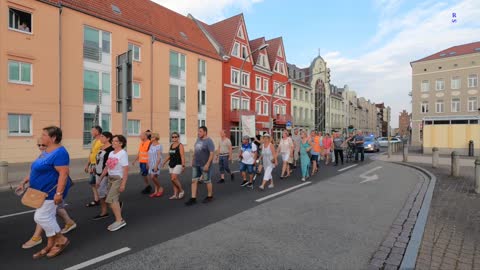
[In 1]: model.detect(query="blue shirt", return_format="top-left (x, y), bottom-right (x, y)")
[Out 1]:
top-left (29, 146), bottom-right (71, 200)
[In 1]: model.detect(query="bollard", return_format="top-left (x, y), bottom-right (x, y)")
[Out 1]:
top-left (451, 151), bottom-right (460, 177)
top-left (475, 157), bottom-right (480, 194)
top-left (403, 143), bottom-right (409, 162)
top-left (432, 147), bottom-right (439, 168)
top-left (387, 141), bottom-right (392, 158)
top-left (0, 161), bottom-right (8, 186)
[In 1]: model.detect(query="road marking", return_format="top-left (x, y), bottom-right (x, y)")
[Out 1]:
top-left (64, 247), bottom-right (131, 270)
top-left (338, 164), bottom-right (358, 172)
top-left (359, 166), bottom-right (383, 183)
top-left (0, 209), bottom-right (35, 220)
top-left (255, 182), bottom-right (311, 203)
top-left (232, 170), bottom-right (240, 173)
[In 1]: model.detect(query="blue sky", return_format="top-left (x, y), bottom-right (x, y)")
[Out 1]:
top-left (154, 0), bottom-right (480, 127)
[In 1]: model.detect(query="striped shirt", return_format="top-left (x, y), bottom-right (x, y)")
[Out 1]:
top-left (148, 144), bottom-right (163, 171)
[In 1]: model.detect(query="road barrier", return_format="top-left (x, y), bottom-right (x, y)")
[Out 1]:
top-left (451, 151), bottom-right (459, 177)
top-left (432, 147), bottom-right (439, 168)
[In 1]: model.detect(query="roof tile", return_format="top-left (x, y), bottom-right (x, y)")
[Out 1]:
top-left (412, 41), bottom-right (480, 63)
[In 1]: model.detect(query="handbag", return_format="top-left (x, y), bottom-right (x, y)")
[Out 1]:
top-left (21, 185), bottom-right (57, 209)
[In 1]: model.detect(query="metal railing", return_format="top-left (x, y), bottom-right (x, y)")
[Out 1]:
top-left (83, 43), bottom-right (102, 62)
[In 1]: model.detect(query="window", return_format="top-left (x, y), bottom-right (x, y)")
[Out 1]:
top-left (451, 98), bottom-right (460, 112)
top-left (468, 97), bottom-right (478, 112)
top-left (293, 88), bottom-right (297, 99)
top-left (435, 79), bottom-right (445, 91)
top-left (102, 32), bottom-right (111, 54)
top-left (83, 113), bottom-right (95, 145)
top-left (8, 60), bottom-right (32, 84)
top-left (241, 73), bottom-right (249, 87)
top-left (263, 102), bottom-right (268, 116)
top-left (259, 54), bottom-right (268, 68)
top-left (256, 101), bottom-right (261, 113)
top-left (293, 106), bottom-right (297, 119)
top-left (101, 113), bottom-right (111, 132)
top-left (170, 85), bottom-right (183, 110)
top-left (241, 45), bottom-right (248, 60)
top-left (198, 89), bottom-right (206, 111)
top-left (133, 82), bottom-right (141, 98)
top-left (128, 120), bottom-right (140, 135)
top-left (83, 26), bottom-right (103, 61)
top-left (277, 46), bottom-right (283, 57)
top-left (256, 76), bottom-right (261, 91)
top-left (300, 90), bottom-right (304, 101)
top-left (451, 76), bottom-right (460, 89)
top-left (84, 70), bottom-right (100, 104)
top-left (8, 114), bottom-right (31, 135)
top-left (170, 118), bottom-right (186, 134)
top-left (169, 51), bottom-right (186, 79)
top-left (128, 43), bottom-right (141, 61)
top-left (231, 97), bottom-right (240, 110)
top-left (9, 8), bottom-right (31, 33)
top-left (180, 119), bottom-right (185, 134)
top-left (435, 100), bottom-right (444, 113)
top-left (263, 79), bottom-right (269, 92)
top-left (237, 26), bottom-right (245, 39)
top-left (421, 102), bottom-right (429, 114)
top-left (468, 74), bottom-right (478, 88)
top-left (300, 108), bottom-right (304, 120)
top-left (102, 73), bottom-right (110, 94)
top-left (231, 69), bottom-right (240, 85)
top-left (198, 59), bottom-right (206, 83)
top-left (274, 105), bottom-right (280, 115)
top-left (242, 100), bottom-right (249, 110)
top-left (281, 105), bottom-right (286, 115)
top-left (305, 92), bottom-right (309, 102)
top-left (311, 93), bottom-right (314, 103)
top-left (232, 42), bottom-right (240, 57)
top-left (421, 80), bottom-right (429, 92)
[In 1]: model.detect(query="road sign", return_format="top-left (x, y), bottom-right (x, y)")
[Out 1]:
top-left (286, 120), bottom-right (292, 130)
top-left (116, 50), bottom-right (133, 113)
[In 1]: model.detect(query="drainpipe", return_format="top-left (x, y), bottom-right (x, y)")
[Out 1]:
top-left (59, 4), bottom-right (63, 127)
top-left (150, 35), bottom-right (154, 130)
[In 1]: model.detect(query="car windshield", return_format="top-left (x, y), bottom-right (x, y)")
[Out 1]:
top-left (365, 138), bottom-right (374, 142)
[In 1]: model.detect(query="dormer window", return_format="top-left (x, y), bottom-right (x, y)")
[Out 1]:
top-left (232, 42), bottom-right (240, 57)
top-left (277, 45), bottom-right (283, 57)
top-left (237, 26), bottom-right (245, 39)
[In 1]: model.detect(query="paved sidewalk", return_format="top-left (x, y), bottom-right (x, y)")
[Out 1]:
top-left (376, 154), bottom-right (476, 168)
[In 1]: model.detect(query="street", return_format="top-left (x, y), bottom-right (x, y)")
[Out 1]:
top-left (0, 151), bottom-right (425, 269)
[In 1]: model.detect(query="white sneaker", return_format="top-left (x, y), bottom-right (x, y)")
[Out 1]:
top-left (268, 184), bottom-right (274, 189)
top-left (108, 220), bottom-right (127, 232)
top-left (301, 177), bottom-right (306, 182)
top-left (259, 185), bottom-right (264, 190)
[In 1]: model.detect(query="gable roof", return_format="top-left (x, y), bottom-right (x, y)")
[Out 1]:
top-left (411, 41), bottom-right (480, 64)
top-left (41, 0), bottom-right (220, 60)
top-left (265, 37), bottom-right (285, 70)
top-left (249, 37), bottom-right (266, 65)
top-left (197, 14), bottom-right (243, 58)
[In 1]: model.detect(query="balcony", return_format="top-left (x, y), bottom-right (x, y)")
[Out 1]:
top-left (274, 114), bottom-right (293, 125)
top-left (84, 88), bottom-right (101, 104)
top-left (170, 97), bottom-right (185, 111)
top-left (83, 43), bottom-right (102, 62)
top-left (230, 109), bottom-right (255, 122)
top-left (170, 65), bottom-right (186, 80)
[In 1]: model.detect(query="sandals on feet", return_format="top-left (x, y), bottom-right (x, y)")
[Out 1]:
top-left (169, 194), bottom-right (178, 200)
top-left (33, 248), bottom-right (49, 259)
top-left (46, 239), bottom-right (70, 258)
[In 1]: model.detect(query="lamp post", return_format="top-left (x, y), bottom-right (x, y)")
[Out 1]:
top-left (238, 43), bottom-right (269, 144)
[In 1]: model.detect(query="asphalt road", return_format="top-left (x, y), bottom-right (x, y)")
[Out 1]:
top-left (0, 151), bottom-right (402, 270)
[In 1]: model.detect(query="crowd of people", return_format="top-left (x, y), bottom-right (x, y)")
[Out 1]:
top-left (14, 124), bottom-right (369, 259)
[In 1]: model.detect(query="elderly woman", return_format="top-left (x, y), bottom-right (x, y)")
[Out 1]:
top-left (278, 130), bottom-right (293, 179)
top-left (147, 132), bottom-right (164, 198)
top-left (16, 126), bottom-right (72, 259)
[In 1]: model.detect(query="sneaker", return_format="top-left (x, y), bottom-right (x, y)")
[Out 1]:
top-left (259, 185), bottom-right (265, 190)
top-left (241, 180), bottom-right (249, 187)
top-left (246, 183), bottom-right (253, 188)
top-left (141, 185), bottom-right (152, 194)
top-left (22, 236), bottom-right (42, 249)
top-left (93, 213), bottom-right (109, 221)
top-left (61, 222), bottom-right (77, 234)
top-left (268, 184), bottom-right (274, 189)
top-left (107, 220), bottom-right (126, 232)
top-left (217, 179), bottom-right (225, 184)
top-left (230, 173), bottom-right (235, 181)
top-left (301, 177), bottom-right (306, 182)
top-left (185, 198), bottom-right (197, 206)
top-left (202, 196), bottom-right (214, 204)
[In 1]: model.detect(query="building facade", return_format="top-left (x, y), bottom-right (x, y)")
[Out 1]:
top-left (288, 64), bottom-right (315, 131)
top-left (307, 56), bottom-right (331, 132)
top-left (1, 0), bottom-right (223, 162)
top-left (411, 41), bottom-right (480, 154)
top-left (398, 110), bottom-right (411, 138)
top-left (329, 84), bottom-right (345, 133)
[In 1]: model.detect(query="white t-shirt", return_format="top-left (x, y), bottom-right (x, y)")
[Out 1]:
top-left (106, 149), bottom-right (129, 178)
top-left (241, 143), bottom-right (257, 165)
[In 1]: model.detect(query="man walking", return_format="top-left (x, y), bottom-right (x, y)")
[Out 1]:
top-left (216, 130), bottom-right (234, 183)
top-left (85, 126), bottom-right (103, 207)
top-left (333, 132), bottom-right (344, 166)
top-left (354, 130), bottom-right (365, 162)
top-left (132, 131), bottom-right (152, 194)
top-left (239, 135), bottom-right (257, 189)
top-left (185, 126), bottom-right (215, 206)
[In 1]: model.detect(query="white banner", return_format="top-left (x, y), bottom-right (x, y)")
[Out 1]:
top-left (241, 115), bottom-right (256, 138)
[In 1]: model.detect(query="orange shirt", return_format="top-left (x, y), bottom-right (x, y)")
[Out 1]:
top-left (138, 140), bottom-right (151, 163)
top-left (312, 136), bottom-right (321, 153)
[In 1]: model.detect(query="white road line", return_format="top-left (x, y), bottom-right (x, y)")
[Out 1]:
top-left (231, 170), bottom-right (240, 173)
top-left (0, 210), bottom-right (35, 220)
top-left (64, 247), bottom-right (131, 270)
top-left (337, 164), bottom-right (358, 172)
top-left (255, 182), bottom-right (311, 203)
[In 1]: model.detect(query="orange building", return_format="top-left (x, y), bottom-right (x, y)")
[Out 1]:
top-left (0, 0), bottom-right (223, 162)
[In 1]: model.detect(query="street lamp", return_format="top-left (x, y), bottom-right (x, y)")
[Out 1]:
top-left (238, 43), bottom-right (269, 143)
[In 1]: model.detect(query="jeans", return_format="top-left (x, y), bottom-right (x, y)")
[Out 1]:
top-left (355, 146), bottom-right (365, 161)
top-left (334, 149), bottom-right (344, 164)
top-left (218, 155), bottom-right (231, 174)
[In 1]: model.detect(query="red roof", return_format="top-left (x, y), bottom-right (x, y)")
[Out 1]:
top-left (412, 41), bottom-right (480, 64)
top-left (198, 14), bottom-right (243, 57)
top-left (40, 0), bottom-right (220, 60)
top-left (249, 37), bottom-right (267, 65)
top-left (265, 37), bottom-right (283, 69)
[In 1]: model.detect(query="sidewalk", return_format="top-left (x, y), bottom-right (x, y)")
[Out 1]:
top-left (377, 154), bottom-right (476, 168)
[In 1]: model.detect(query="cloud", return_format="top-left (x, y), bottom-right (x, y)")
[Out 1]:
top-left (324, 0), bottom-right (480, 128)
top-left (151, 0), bottom-right (263, 23)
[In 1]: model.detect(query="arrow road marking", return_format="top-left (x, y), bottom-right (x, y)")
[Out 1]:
top-left (359, 166), bottom-right (382, 184)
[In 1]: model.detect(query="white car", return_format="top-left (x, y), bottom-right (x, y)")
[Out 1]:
top-left (377, 137), bottom-right (401, 147)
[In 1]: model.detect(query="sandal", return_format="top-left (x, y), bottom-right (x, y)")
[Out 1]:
top-left (85, 201), bottom-right (99, 207)
top-left (169, 195), bottom-right (178, 200)
top-left (178, 191), bottom-right (185, 199)
top-left (46, 239), bottom-right (70, 258)
top-left (33, 248), bottom-right (49, 259)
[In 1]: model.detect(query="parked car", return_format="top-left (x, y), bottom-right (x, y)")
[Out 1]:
top-left (364, 137), bottom-right (380, 152)
top-left (377, 137), bottom-right (401, 147)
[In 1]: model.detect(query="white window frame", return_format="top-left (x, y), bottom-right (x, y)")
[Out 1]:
top-left (8, 60), bottom-right (32, 85)
top-left (421, 102), bottom-right (429, 114)
top-left (241, 72), bottom-right (250, 88)
top-left (8, 8), bottom-right (32, 34)
top-left (263, 102), bottom-right (269, 116)
top-left (255, 76), bottom-right (261, 91)
top-left (421, 80), bottom-right (429, 92)
top-left (274, 104), bottom-right (280, 115)
top-left (231, 69), bottom-right (240, 85)
top-left (451, 76), bottom-right (460, 90)
top-left (232, 42), bottom-right (240, 57)
top-left (256, 101), bottom-right (261, 114)
top-left (133, 82), bottom-right (141, 98)
top-left (277, 45), bottom-right (283, 57)
top-left (241, 45), bottom-right (249, 61)
top-left (451, 98), bottom-right (460, 112)
top-left (281, 105), bottom-right (286, 115)
top-left (293, 88), bottom-right (297, 100)
top-left (128, 43), bottom-right (141, 62)
top-left (242, 99), bottom-right (249, 110)
top-left (435, 101), bottom-right (444, 113)
top-left (127, 120), bottom-right (141, 136)
top-left (231, 97), bottom-right (240, 110)
top-left (237, 25), bottom-right (245, 39)
top-left (435, 79), bottom-right (445, 91)
top-left (468, 74), bottom-right (478, 88)
top-left (468, 97), bottom-right (478, 112)
top-left (263, 78), bottom-right (269, 92)
top-left (8, 114), bottom-right (32, 136)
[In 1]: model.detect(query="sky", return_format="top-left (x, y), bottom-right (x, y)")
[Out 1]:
top-left (153, 0), bottom-right (480, 128)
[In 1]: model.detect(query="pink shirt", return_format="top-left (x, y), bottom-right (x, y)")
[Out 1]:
top-left (322, 138), bottom-right (333, 150)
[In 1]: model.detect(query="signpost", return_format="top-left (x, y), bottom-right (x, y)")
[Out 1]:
top-left (116, 50), bottom-right (133, 138)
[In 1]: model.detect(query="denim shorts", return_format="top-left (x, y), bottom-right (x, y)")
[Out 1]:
top-left (139, 163), bottom-right (148, 176)
top-left (239, 162), bottom-right (254, 174)
top-left (192, 166), bottom-right (212, 184)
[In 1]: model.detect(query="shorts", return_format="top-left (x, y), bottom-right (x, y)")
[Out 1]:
top-left (263, 165), bottom-right (273, 181)
top-left (281, 152), bottom-right (290, 162)
top-left (106, 175), bottom-right (122, 204)
top-left (240, 162), bottom-right (254, 174)
top-left (310, 155), bottom-right (319, 162)
top-left (139, 163), bottom-right (148, 176)
top-left (169, 165), bottom-right (183, 175)
top-left (148, 165), bottom-right (161, 176)
top-left (192, 166), bottom-right (212, 184)
top-left (96, 175), bottom-right (108, 199)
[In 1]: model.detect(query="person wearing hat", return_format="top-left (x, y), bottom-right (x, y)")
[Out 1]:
top-left (259, 133), bottom-right (277, 190)
top-left (239, 135), bottom-right (257, 189)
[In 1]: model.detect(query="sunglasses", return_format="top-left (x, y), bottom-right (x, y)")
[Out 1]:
top-left (171, 136), bottom-right (179, 139)
top-left (37, 144), bottom-right (46, 147)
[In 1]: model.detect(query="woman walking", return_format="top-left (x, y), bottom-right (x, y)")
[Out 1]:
top-left (19, 138), bottom-right (76, 250)
top-left (259, 134), bottom-right (277, 190)
top-left (163, 132), bottom-right (185, 199)
top-left (300, 131), bottom-right (312, 181)
top-left (147, 133), bottom-right (164, 198)
top-left (98, 135), bottom-right (129, 232)
top-left (309, 131), bottom-right (321, 175)
top-left (93, 132), bottom-right (114, 220)
top-left (278, 130), bottom-right (294, 179)
top-left (322, 133), bottom-right (333, 165)
top-left (16, 126), bottom-right (72, 259)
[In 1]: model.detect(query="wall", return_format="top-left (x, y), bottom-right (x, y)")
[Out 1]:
top-left (423, 124), bottom-right (480, 154)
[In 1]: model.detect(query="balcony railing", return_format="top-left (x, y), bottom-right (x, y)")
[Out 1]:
top-left (84, 88), bottom-right (101, 104)
top-left (83, 43), bottom-right (102, 62)
top-left (170, 65), bottom-right (186, 80)
top-left (230, 109), bottom-right (255, 122)
top-left (170, 97), bottom-right (185, 111)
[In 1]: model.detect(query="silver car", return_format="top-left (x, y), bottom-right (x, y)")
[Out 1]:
top-left (377, 137), bottom-right (401, 147)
